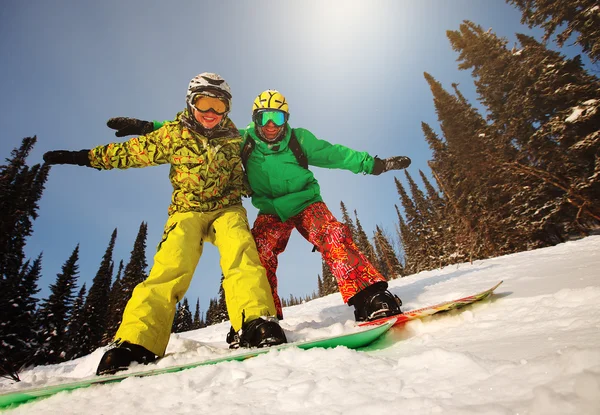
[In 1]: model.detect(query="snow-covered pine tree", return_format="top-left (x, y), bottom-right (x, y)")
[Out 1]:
top-left (64, 284), bottom-right (87, 360)
top-left (424, 72), bottom-right (513, 257)
top-left (193, 298), bottom-right (204, 329)
top-left (318, 259), bottom-right (337, 296)
top-left (0, 137), bottom-right (48, 380)
top-left (418, 170), bottom-right (460, 267)
top-left (404, 170), bottom-right (441, 268)
top-left (79, 229), bottom-right (116, 355)
top-left (374, 226), bottom-right (404, 279)
top-left (173, 298), bottom-right (193, 333)
top-left (214, 274), bottom-right (228, 324)
top-left (103, 222), bottom-right (148, 343)
top-left (447, 21), bottom-right (600, 241)
top-left (339, 201), bottom-right (358, 241)
top-left (352, 210), bottom-right (378, 267)
top-left (395, 177), bottom-right (425, 273)
top-left (508, 0), bottom-right (600, 62)
top-left (35, 245), bottom-right (80, 364)
top-left (204, 298), bottom-right (217, 327)
top-left (102, 260), bottom-right (124, 345)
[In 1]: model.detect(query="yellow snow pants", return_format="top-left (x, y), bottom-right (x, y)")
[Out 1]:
top-left (114, 205), bottom-right (276, 356)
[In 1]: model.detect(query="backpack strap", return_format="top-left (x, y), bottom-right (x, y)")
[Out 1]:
top-left (288, 130), bottom-right (308, 169)
top-left (241, 129), bottom-right (308, 169)
top-left (240, 133), bottom-right (255, 170)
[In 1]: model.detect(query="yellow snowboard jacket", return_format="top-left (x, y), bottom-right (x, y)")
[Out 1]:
top-left (89, 111), bottom-right (246, 216)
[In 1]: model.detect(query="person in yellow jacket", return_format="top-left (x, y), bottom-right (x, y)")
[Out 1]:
top-left (43, 73), bottom-right (286, 375)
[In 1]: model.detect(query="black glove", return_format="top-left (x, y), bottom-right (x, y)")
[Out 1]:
top-left (372, 156), bottom-right (411, 175)
top-left (107, 117), bottom-right (154, 137)
top-left (43, 150), bottom-right (91, 167)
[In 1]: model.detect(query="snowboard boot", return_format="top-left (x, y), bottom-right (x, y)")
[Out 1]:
top-left (96, 341), bottom-right (157, 375)
top-left (237, 317), bottom-right (287, 348)
top-left (350, 282), bottom-right (403, 322)
top-left (226, 326), bottom-right (241, 349)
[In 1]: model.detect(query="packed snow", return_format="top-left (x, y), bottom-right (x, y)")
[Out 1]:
top-left (2, 236), bottom-right (599, 414)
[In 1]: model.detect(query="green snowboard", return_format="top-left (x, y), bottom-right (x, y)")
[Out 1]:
top-left (0, 319), bottom-right (395, 410)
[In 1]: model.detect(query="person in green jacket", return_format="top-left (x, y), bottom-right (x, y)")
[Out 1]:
top-left (42, 74), bottom-right (286, 374)
top-left (108, 89), bottom-right (411, 339)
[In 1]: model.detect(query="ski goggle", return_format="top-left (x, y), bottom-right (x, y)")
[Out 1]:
top-left (193, 96), bottom-right (229, 115)
top-left (253, 110), bottom-right (288, 127)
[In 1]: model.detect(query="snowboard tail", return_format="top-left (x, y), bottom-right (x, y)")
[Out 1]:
top-left (358, 280), bottom-right (503, 328)
top-left (0, 318), bottom-right (395, 409)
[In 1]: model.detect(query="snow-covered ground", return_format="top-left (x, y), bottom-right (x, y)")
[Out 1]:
top-left (2, 236), bottom-right (599, 414)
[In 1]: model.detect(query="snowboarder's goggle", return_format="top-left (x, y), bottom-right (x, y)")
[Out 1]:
top-left (193, 96), bottom-right (229, 115)
top-left (253, 110), bottom-right (288, 127)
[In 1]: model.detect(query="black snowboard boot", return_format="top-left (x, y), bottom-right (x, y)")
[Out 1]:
top-left (226, 326), bottom-right (241, 349)
top-left (96, 341), bottom-right (157, 375)
top-left (350, 282), bottom-right (403, 322)
top-left (237, 317), bottom-right (287, 348)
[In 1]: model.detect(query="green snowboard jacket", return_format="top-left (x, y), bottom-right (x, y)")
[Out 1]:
top-left (239, 123), bottom-right (376, 222)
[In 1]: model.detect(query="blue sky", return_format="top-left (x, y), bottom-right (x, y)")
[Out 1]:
top-left (0, 1), bottom-right (584, 318)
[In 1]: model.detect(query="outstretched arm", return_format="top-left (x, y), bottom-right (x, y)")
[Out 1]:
top-left (45, 128), bottom-right (170, 171)
top-left (296, 128), bottom-right (411, 175)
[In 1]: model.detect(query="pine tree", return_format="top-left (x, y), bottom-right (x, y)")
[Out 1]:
top-left (0, 255), bottom-right (42, 380)
top-left (319, 259), bottom-right (338, 296)
top-left (172, 302), bottom-right (181, 333)
top-left (0, 137), bottom-right (49, 282)
top-left (65, 284), bottom-right (87, 360)
top-left (0, 137), bottom-right (48, 380)
top-left (102, 260), bottom-right (123, 345)
top-left (173, 298), bottom-right (193, 333)
top-left (80, 229), bottom-right (117, 355)
top-left (372, 229), bottom-right (390, 278)
top-left (36, 245), bottom-right (80, 364)
top-left (423, 72), bottom-right (519, 256)
top-left (404, 170), bottom-right (440, 268)
top-left (508, 0), bottom-right (600, 62)
top-left (0, 137), bottom-right (49, 377)
top-left (374, 226), bottom-right (404, 279)
top-left (418, 169), bottom-right (466, 266)
top-left (317, 274), bottom-right (324, 296)
top-left (394, 205), bottom-right (412, 271)
top-left (395, 177), bottom-right (425, 273)
top-left (339, 201), bottom-right (358, 241)
top-left (204, 275), bottom-right (229, 326)
top-left (103, 222), bottom-right (148, 343)
top-left (447, 21), bottom-right (600, 242)
top-left (193, 298), bottom-right (204, 329)
top-left (204, 298), bottom-right (217, 326)
top-left (353, 210), bottom-right (378, 267)
top-left (215, 274), bottom-right (228, 324)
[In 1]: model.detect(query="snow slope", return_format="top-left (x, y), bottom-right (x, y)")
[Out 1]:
top-left (2, 236), bottom-right (599, 414)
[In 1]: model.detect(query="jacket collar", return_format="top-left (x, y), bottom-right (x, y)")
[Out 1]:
top-left (180, 109), bottom-right (240, 139)
top-left (246, 122), bottom-right (292, 153)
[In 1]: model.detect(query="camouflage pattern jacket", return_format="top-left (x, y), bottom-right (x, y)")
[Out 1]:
top-left (89, 111), bottom-right (245, 215)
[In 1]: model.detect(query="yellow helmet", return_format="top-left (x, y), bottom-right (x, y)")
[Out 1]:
top-left (252, 90), bottom-right (289, 114)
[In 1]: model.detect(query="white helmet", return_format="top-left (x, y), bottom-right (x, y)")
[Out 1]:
top-left (186, 73), bottom-right (232, 112)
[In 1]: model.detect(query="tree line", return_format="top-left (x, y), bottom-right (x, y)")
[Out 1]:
top-left (394, 5), bottom-right (599, 274)
top-left (1, 0), bottom-right (598, 379)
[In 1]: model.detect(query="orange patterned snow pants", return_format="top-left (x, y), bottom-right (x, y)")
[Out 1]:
top-left (252, 202), bottom-right (387, 319)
